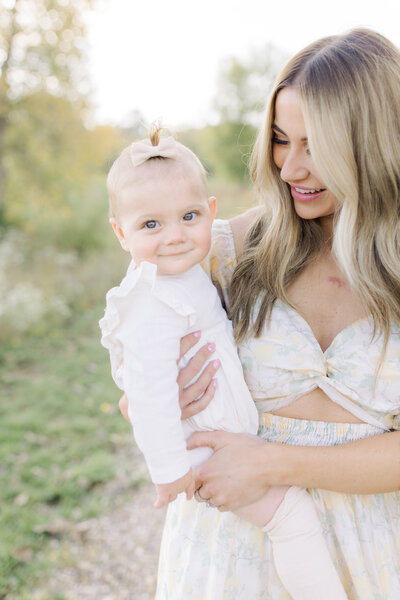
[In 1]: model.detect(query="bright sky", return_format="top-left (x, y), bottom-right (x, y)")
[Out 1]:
top-left (86, 0), bottom-right (400, 129)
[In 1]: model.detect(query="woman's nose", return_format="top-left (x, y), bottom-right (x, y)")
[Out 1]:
top-left (279, 150), bottom-right (309, 183)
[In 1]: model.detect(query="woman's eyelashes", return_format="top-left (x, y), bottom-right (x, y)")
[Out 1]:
top-left (272, 136), bottom-right (288, 146)
top-left (272, 135), bottom-right (311, 155)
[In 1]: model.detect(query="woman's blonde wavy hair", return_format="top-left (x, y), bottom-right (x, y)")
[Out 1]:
top-left (230, 28), bottom-right (400, 351)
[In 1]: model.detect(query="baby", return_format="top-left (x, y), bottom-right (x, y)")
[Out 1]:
top-left (99, 124), bottom-right (347, 599)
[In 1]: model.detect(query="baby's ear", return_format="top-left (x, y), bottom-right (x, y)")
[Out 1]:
top-left (109, 218), bottom-right (129, 252)
top-left (208, 196), bottom-right (217, 222)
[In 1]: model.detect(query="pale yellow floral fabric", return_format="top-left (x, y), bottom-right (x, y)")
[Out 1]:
top-left (156, 219), bottom-right (400, 599)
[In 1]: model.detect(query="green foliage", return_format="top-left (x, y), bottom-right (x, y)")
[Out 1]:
top-left (187, 43), bottom-right (288, 184)
top-left (0, 302), bottom-right (141, 598)
top-left (0, 0), bottom-right (99, 229)
top-left (0, 226), bottom-right (129, 345)
top-left (3, 93), bottom-right (125, 246)
top-left (179, 123), bottom-right (256, 183)
top-left (208, 122), bottom-right (256, 182)
top-left (214, 44), bottom-right (288, 125)
top-left (0, 0), bottom-right (94, 103)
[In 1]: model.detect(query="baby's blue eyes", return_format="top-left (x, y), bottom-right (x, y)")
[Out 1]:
top-left (143, 213), bottom-right (196, 229)
top-left (144, 220), bottom-right (159, 229)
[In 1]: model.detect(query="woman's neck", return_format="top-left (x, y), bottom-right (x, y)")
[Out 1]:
top-left (319, 215), bottom-right (334, 246)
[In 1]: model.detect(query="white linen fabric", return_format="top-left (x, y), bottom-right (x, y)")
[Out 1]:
top-left (99, 260), bottom-right (259, 484)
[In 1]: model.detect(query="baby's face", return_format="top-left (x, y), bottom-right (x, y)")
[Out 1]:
top-left (112, 169), bottom-right (216, 276)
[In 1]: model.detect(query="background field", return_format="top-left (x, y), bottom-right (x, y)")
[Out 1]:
top-left (0, 2), bottom-right (266, 597)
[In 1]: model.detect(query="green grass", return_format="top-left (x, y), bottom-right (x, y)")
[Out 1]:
top-left (0, 301), bottom-right (142, 598)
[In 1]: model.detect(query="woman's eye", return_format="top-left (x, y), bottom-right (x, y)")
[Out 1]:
top-left (272, 136), bottom-right (288, 146)
top-left (183, 212), bottom-right (196, 222)
top-left (144, 220), bottom-right (159, 229)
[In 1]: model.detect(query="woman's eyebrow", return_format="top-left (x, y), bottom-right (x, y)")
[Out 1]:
top-left (272, 123), bottom-right (308, 142)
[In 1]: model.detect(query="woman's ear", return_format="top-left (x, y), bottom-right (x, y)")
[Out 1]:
top-left (109, 218), bottom-right (129, 252)
top-left (208, 196), bottom-right (217, 222)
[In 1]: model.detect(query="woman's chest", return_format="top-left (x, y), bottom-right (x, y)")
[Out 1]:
top-left (286, 256), bottom-right (367, 353)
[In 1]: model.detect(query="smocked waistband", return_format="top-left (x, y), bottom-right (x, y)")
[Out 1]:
top-left (259, 412), bottom-right (384, 447)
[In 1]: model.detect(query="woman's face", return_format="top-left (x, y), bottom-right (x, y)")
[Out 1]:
top-left (272, 87), bottom-right (338, 223)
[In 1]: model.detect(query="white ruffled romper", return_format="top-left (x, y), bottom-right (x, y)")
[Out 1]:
top-left (99, 259), bottom-right (258, 485)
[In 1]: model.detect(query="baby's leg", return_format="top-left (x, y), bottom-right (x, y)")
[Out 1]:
top-left (234, 485), bottom-right (289, 527)
top-left (235, 487), bottom-right (347, 599)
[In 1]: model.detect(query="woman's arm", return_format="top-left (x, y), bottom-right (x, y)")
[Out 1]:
top-left (284, 429), bottom-right (400, 493)
top-left (188, 429), bottom-right (400, 511)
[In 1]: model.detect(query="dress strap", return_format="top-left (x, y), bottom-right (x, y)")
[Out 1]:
top-left (315, 376), bottom-right (389, 431)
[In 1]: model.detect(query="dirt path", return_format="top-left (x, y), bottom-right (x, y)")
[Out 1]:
top-left (29, 450), bottom-right (166, 600)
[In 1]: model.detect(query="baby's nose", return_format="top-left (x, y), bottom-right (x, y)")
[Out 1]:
top-left (164, 224), bottom-right (186, 244)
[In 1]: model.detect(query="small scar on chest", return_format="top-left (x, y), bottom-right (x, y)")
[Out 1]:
top-left (328, 276), bottom-right (347, 287)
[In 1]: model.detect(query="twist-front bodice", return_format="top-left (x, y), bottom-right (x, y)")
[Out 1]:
top-left (206, 219), bottom-right (400, 432)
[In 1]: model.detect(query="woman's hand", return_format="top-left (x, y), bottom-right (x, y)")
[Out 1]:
top-left (118, 331), bottom-right (220, 423)
top-left (188, 430), bottom-right (274, 512)
top-left (177, 332), bottom-right (220, 419)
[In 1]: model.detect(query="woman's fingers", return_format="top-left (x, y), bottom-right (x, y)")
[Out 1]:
top-left (179, 331), bottom-right (201, 361)
top-left (180, 378), bottom-right (217, 419)
top-left (179, 357), bottom-right (220, 419)
top-left (179, 356), bottom-right (219, 402)
top-left (187, 430), bottom-right (230, 451)
top-left (177, 342), bottom-right (217, 389)
top-left (190, 432), bottom-right (270, 511)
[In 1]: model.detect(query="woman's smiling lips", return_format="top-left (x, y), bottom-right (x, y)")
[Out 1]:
top-left (290, 186), bottom-right (326, 202)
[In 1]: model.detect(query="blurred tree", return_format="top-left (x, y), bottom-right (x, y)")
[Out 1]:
top-left (0, 0), bottom-right (96, 227)
top-left (214, 44), bottom-right (287, 125)
top-left (4, 92), bottom-right (125, 250)
top-left (206, 43), bottom-right (287, 182)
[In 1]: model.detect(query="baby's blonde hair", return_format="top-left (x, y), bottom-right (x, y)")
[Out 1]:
top-left (107, 122), bottom-right (207, 222)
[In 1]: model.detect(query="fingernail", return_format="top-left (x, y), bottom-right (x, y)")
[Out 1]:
top-left (213, 359), bottom-right (220, 368)
top-left (194, 330), bottom-right (201, 338)
top-left (208, 343), bottom-right (216, 352)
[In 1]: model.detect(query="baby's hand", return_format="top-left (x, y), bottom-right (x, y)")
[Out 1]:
top-left (154, 469), bottom-right (195, 509)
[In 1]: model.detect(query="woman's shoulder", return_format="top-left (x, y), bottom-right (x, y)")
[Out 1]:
top-left (209, 207), bottom-right (261, 264)
top-left (202, 208), bottom-right (261, 308)
top-left (229, 207), bottom-right (262, 260)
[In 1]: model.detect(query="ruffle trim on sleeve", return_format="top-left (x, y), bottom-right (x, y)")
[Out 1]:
top-left (99, 261), bottom-right (197, 388)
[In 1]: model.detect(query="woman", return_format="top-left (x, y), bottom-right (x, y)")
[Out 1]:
top-left (122, 28), bottom-right (400, 598)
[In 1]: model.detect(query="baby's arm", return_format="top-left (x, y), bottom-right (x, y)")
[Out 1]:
top-left (154, 468), bottom-right (196, 509)
top-left (121, 295), bottom-right (194, 498)
top-left (118, 333), bottom-right (220, 423)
